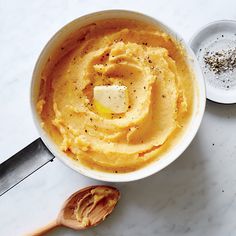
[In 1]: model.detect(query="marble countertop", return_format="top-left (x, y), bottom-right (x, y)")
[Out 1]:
top-left (1, 0), bottom-right (236, 235)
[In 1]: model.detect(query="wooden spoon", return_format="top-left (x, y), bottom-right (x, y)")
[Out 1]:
top-left (27, 185), bottom-right (120, 236)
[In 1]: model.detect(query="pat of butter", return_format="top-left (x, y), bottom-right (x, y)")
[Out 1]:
top-left (93, 85), bottom-right (128, 114)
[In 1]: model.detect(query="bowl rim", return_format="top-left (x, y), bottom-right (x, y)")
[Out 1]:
top-left (30, 9), bottom-right (206, 182)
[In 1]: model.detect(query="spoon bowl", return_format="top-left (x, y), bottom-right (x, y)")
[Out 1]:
top-left (28, 185), bottom-right (120, 235)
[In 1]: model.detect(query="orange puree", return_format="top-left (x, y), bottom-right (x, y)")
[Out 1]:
top-left (37, 19), bottom-right (195, 173)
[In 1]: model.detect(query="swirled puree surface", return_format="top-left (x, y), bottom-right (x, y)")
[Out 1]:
top-left (37, 19), bottom-right (196, 173)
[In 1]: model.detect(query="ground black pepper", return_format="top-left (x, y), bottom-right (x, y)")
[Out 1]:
top-left (204, 48), bottom-right (236, 74)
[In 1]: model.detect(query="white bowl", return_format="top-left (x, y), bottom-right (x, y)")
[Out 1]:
top-left (31, 10), bottom-right (206, 182)
top-left (190, 20), bottom-right (236, 104)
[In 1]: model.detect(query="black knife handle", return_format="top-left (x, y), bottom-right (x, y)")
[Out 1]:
top-left (0, 138), bottom-right (54, 196)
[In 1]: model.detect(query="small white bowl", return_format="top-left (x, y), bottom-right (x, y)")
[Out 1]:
top-left (190, 20), bottom-right (236, 104)
top-left (31, 10), bottom-right (206, 182)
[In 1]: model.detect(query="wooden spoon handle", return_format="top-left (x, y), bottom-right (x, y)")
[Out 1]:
top-left (26, 220), bottom-right (60, 236)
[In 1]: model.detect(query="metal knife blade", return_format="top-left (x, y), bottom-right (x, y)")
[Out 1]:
top-left (0, 138), bottom-right (54, 196)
